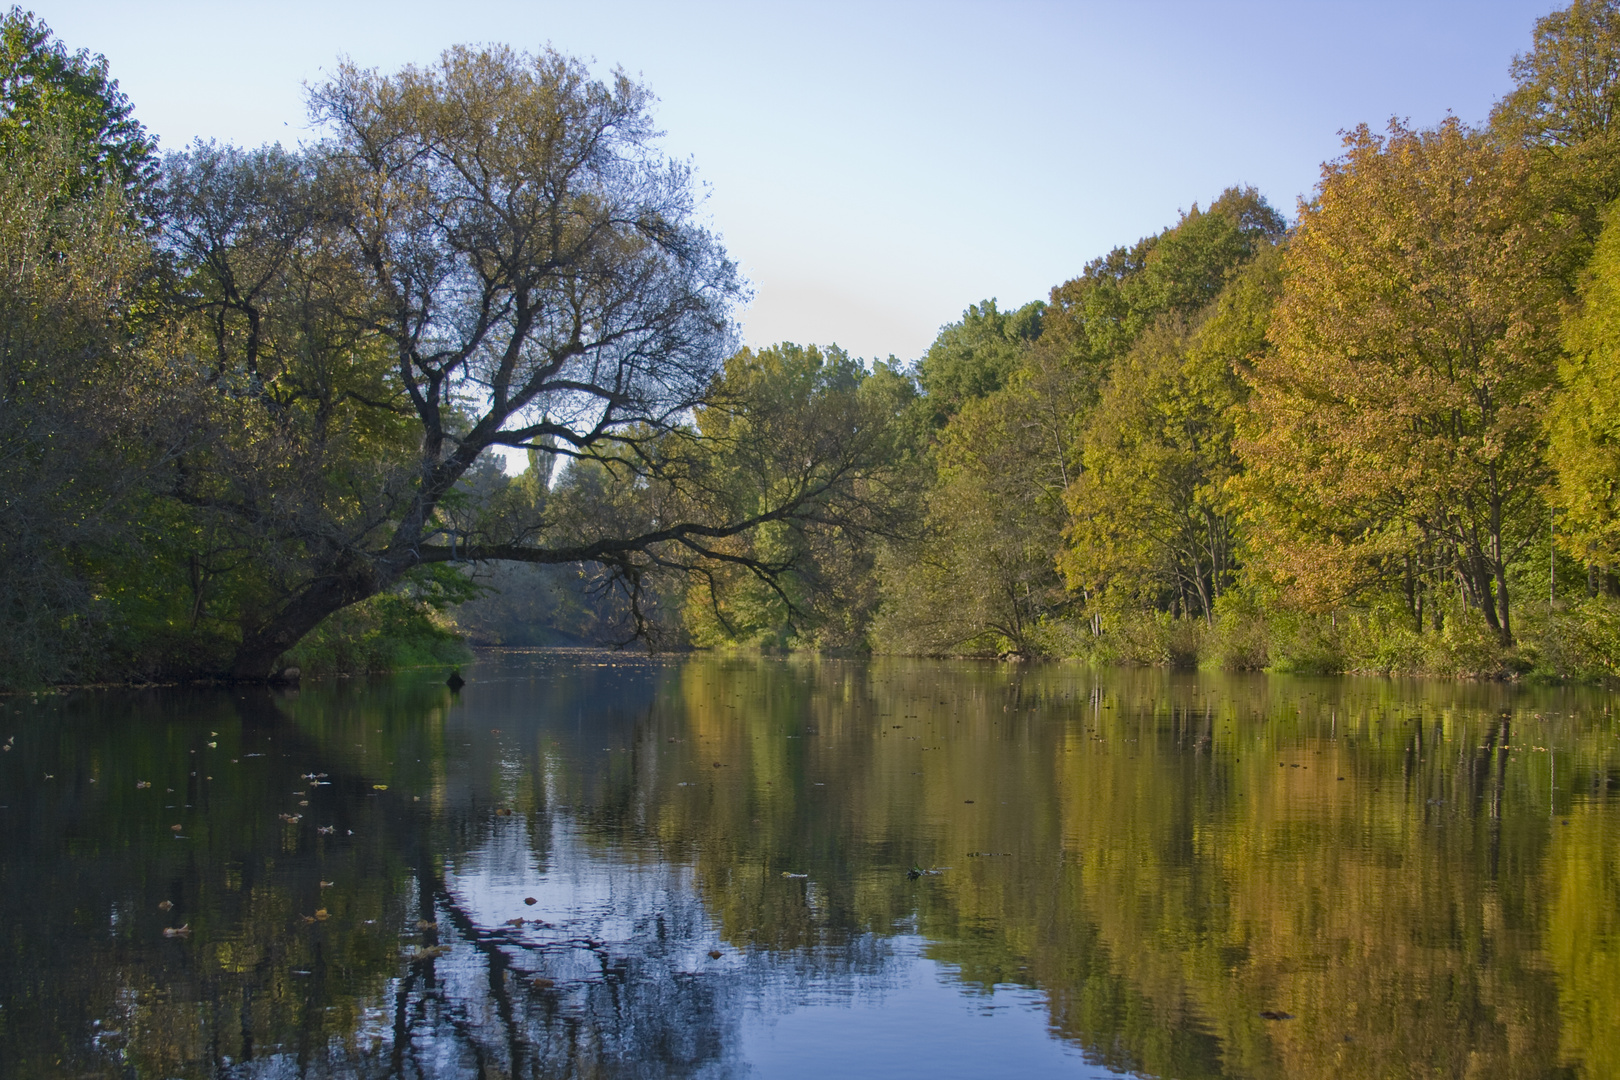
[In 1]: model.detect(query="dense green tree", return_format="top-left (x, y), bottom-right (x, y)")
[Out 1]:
top-left (682, 343), bottom-right (922, 649)
top-left (0, 7), bottom-right (153, 193)
top-left (875, 365), bottom-right (1079, 655)
top-left (1040, 187), bottom-right (1285, 379)
top-left (0, 8), bottom-right (163, 686)
top-left (915, 298), bottom-right (1043, 415)
top-left (1062, 247), bottom-right (1282, 623)
top-left (0, 123), bottom-right (155, 685)
top-left (1549, 199), bottom-right (1620, 573)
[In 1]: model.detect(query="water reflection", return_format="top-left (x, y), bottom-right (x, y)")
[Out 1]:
top-left (0, 654), bottom-right (1616, 1078)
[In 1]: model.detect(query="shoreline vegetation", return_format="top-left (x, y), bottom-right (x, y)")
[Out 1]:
top-left (6, 3), bottom-right (1620, 690)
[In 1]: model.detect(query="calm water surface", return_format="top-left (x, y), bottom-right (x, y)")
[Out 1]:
top-left (2, 652), bottom-right (1618, 1078)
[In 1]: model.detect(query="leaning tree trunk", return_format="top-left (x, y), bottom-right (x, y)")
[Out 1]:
top-left (229, 560), bottom-right (384, 681)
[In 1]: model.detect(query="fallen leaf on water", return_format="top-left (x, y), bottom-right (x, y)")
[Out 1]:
top-left (206, 742), bottom-right (217, 749)
top-left (136, 781), bottom-right (150, 789)
top-left (157, 900), bottom-right (173, 911)
top-left (524, 897), bottom-right (537, 905)
top-left (278, 813), bottom-right (302, 823)
top-left (169, 824), bottom-right (183, 832)
top-left (162, 924), bottom-right (191, 938)
top-left (531, 976), bottom-right (554, 988)
top-left (317, 825), bottom-right (335, 835)
top-left (319, 881), bottom-right (334, 888)
top-left (314, 908), bottom-right (329, 920)
top-left (415, 920), bottom-right (437, 931)
top-left (495, 807), bottom-right (513, 816)
top-left (1259, 1010), bottom-right (1294, 1021)
top-left (504, 917), bottom-right (525, 927)
top-left (409, 945), bottom-right (449, 961)
top-left (372, 784), bottom-right (388, 791)
top-left (708, 950), bottom-right (723, 959)
top-left (780, 872), bottom-right (807, 879)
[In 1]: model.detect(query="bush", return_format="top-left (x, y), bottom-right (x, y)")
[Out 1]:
top-left (282, 593), bottom-right (470, 677)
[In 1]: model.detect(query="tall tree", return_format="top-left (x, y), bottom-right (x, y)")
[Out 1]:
top-left (154, 47), bottom-right (898, 678)
top-left (875, 363), bottom-right (1078, 655)
top-left (1040, 186), bottom-right (1285, 379)
top-left (1549, 200), bottom-right (1620, 574)
top-left (1239, 120), bottom-right (1575, 643)
top-left (1492, 0), bottom-right (1620, 222)
top-left (0, 9), bottom-right (163, 686)
top-left (1063, 247), bottom-right (1282, 623)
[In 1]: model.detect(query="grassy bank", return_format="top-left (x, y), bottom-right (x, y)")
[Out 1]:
top-left (1030, 596), bottom-right (1620, 683)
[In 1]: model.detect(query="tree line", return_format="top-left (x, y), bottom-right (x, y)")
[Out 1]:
top-left (0, 10), bottom-right (909, 686)
top-left (670, 0), bottom-right (1620, 677)
top-left (7, 1), bottom-right (1620, 686)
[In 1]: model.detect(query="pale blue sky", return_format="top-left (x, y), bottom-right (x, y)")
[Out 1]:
top-left (42, 1), bottom-right (1559, 363)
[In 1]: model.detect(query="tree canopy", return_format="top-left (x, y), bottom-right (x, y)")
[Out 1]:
top-left (10, 2), bottom-right (1620, 683)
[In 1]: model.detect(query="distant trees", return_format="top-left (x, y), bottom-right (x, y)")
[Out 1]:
top-left (915, 298), bottom-right (1043, 415)
top-left (875, 189), bottom-right (1284, 654)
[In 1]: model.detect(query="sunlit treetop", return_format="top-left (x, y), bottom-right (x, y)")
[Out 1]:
top-left (0, 6), bottom-right (155, 192)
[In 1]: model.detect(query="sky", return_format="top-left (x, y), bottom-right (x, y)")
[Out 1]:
top-left (41, 0), bottom-right (1562, 365)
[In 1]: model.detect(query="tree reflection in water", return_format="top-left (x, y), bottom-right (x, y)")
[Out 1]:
top-left (0, 652), bottom-right (1616, 1079)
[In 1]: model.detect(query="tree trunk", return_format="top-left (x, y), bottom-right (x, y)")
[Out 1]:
top-left (228, 562), bottom-right (383, 680)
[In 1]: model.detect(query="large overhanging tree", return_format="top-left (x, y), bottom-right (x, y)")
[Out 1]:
top-left (156, 47), bottom-right (889, 679)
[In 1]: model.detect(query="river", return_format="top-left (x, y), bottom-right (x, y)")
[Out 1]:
top-left (1, 650), bottom-right (1616, 1078)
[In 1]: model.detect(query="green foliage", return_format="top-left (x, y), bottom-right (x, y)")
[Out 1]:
top-left (915, 298), bottom-right (1043, 414)
top-left (281, 591), bottom-right (470, 676)
top-left (1041, 186), bottom-right (1285, 377)
top-left (0, 6), bottom-right (153, 194)
top-left (684, 343), bottom-right (923, 650)
top-left (875, 355), bottom-right (1079, 655)
top-left (1550, 197), bottom-right (1620, 568)
top-left (1492, 0), bottom-right (1620, 222)
top-left (1062, 248), bottom-right (1281, 622)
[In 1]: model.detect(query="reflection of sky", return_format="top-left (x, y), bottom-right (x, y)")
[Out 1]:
top-left (737, 943), bottom-right (1110, 1079)
top-left (437, 804), bottom-right (1120, 1078)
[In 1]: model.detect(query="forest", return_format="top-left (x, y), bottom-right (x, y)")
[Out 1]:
top-left (5, 1), bottom-right (1620, 688)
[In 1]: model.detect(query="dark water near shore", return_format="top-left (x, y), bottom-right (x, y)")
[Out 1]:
top-left (1, 651), bottom-right (1618, 1078)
